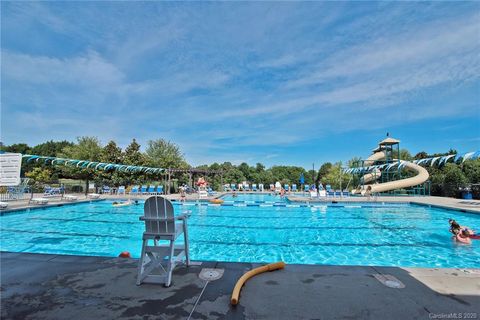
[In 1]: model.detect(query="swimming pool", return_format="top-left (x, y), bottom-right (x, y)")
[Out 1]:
top-left (220, 193), bottom-right (285, 203)
top-left (1, 200), bottom-right (479, 268)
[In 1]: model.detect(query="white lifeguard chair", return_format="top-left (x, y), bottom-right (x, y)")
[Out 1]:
top-left (136, 196), bottom-right (190, 287)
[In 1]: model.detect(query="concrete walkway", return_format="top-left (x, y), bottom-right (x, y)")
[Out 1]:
top-left (1, 252), bottom-right (479, 320)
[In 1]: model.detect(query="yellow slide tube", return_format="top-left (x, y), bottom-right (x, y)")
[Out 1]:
top-left (230, 262), bottom-right (285, 305)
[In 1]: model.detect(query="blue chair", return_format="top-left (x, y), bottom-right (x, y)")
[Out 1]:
top-left (207, 187), bottom-right (216, 195)
top-left (252, 184), bottom-right (257, 192)
top-left (292, 184), bottom-right (297, 192)
top-left (117, 186), bottom-right (126, 195)
top-left (130, 186), bottom-right (139, 195)
top-left (326, 184), bottom-right (335, 197)
top-left (148, 185), bottom-right (156, 194)
top-left (156, 185), bottom-right (164, 194)
top-left (244, 184), bottom-right (250, 191)
top-left (231, 184), bottom-right (237, 191)
top-left (304, 184), bottom-right (310, 192)
top-left (284, 184), bottom-right (290, 191)
top-left (141, 185), bottom-right (148, 194)
top-left (102, 186), bottom-right (111, 194)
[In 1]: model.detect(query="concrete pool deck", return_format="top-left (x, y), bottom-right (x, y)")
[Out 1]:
top-left (1, 252), bottom-right (479, 320)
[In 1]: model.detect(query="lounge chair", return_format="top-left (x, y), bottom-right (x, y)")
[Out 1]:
top-left (231, 184), bottom-right (237, 191)
top-left (63, 195), bottom-right (78, 201)
top-left (284, 184), bottom-right (290, 192)
top-left (252, 184), bottom-right (257, 192)
top-left (30, 197), bottom-right (49, 205)
top-left (88, 193), bottom-right (101, 199)
top-left (223, 184), bottom-right (230, 192)
top-left (244, 184), bottom-right (250, 192)
top-left (148, 185), bottom-right (156, 195)
top-left (117, 186), bottom-right (126, 195)
top-left (326, 185), bottom-right (334, 197)
top-left (137, 196), bottom-right (190, 287)
top-left (157, 185), bottom-right (164, 195)
top-left (309, 190), bottom-right (318, 198)
top-left (259, 183), bottom-right (264, 192)
top-left (269, 184), bottom-right (275, 191)
top-left (207, 187), bottom-right (216, 196)
top-left (130, 186), bottom-right (139, 195)
top-left (102, 186), bottom-right (111, 194)
top-left (292, 184), bottom-right (297, 192)
top-left (141, 185), bottom-right (148, 195)
top-left (304, 184), bottom-right (310, 192)
top-left (238, 184), bottom-right (243, 191)
top-left (0, 201), bottom-right (8, 209)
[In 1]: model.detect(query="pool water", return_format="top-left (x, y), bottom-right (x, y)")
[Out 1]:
top-left (1, 200), bottom-right (479, 268)
top-left (220, 193), bottom-right (284, 203)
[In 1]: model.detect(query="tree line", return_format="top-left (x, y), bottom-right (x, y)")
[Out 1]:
top-left (1, 138), bottom-right (478, 197)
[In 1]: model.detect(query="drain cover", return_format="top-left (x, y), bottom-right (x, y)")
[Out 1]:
top-left (373, 274), bottom-right (405, 289)
top-left (199, 268), bottom-right (224, 281)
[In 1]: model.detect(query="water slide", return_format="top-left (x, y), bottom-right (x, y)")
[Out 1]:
top-left (364, 160), bottom-right (429, 195)
top-left (352, 141), bottom-right (429, 196)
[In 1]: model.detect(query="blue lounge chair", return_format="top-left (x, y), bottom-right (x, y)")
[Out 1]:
top-left (102, 186), bottom-right (111, 194)
top-left (207, 187), bottom-right (216, 195)
top-left (157, 185), bottom-right (164, 194)
top-left (292, 184), bottom-right (297, 192)
top-left (231, 184), bottom-right (237, 191)
top-left (244, 184), bottom-right (250, 191)
top-left (148, 185), bottom-right (156, 194)
top-left (141, 185), bottom-right (148, 194)
top-left (326, 184), bottom-right (335, 197)
top-left (304, 184), bottom-right (310, 192)
top-left (252, 184), bottom-right (257, 192)
top-left (284, 184), bottom-right (290, 192)
top-left (117, 186), bottom-right (126, 195)
top-left (130, 186), bottom-right (139, 195)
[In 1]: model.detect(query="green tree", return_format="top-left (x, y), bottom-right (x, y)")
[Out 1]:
top-left (321, 162), bottom-right (352, 190)
top-left (123, 139), bottom-right (145, 166)
top-left (2, 143), bottom-right (31, 154)
top-left (26, 167), bottom-right (52, 183)
top-left (316, 162), bottom-right (332, 184)
top-left (399, 149), bottom-right (412, 161)
top-left (101, 141), bottom-right (123, 163)
top-left (31, 140), bottom-right (74, 157)
top-left (59, 137), bottom-right (103, 194)
top-left (145, 139), bottom-right (188, 169)
top-left (462, 159), bottom-right (480, 184)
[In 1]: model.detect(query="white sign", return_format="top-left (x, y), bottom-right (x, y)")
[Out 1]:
top-left (0, 153), bottom-right (22, 186)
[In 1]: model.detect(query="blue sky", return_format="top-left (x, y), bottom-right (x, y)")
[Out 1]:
top-left (1, 2), bottom-right (479, 168)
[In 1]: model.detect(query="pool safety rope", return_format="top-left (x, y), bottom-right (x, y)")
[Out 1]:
top-left (230, 262), bottom-right (285, 305)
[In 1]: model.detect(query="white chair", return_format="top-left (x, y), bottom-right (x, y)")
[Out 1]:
top-left (63, 195), bottom-right (78, 201)
top-left (30, 197), bottom-right (49, 205)
top-left (259, 183), bottom-right (264, 192)
top-left (88, 193), bottom-right (100, 199)
top-left (0, 201), bottom-right (8, 209)
top-left (137, 196), bottom-right (190, 287)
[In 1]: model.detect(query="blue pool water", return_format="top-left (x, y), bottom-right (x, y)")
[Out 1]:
top-left (1, 200), bottom-right (479, 268)
top-left (221, 193), bottom-right (284, 203)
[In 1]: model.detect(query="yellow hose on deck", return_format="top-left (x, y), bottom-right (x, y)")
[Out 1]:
top-left (230, 262), bottom-right (285, 305)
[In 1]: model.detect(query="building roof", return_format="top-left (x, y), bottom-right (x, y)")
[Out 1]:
top-left (379, 137), bottom-right (400, 145)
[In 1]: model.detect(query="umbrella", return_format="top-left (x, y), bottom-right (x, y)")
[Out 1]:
top-left (299, 173), bottom-right (305, 184)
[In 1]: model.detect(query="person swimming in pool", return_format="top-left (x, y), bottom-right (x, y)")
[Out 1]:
top-left (448, 219), bottom-right (461, 235)
top-left (449, 219), bottom-right (479, 240)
